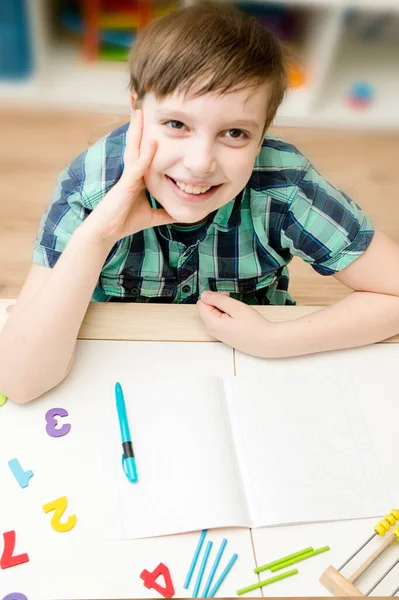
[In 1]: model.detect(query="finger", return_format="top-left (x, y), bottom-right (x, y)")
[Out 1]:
top-left (197, 299), bottom-right (226, 322)
top-left (200, 291), bottom-right (241, 317)
top-left (137, 138), bottom-right (158, 172)
top-left (197, 300), bottom-right (233, 345)
top-left (124, 109), bottom-right (143, 166)
top-left (124, 138), bottom-right (158, 183)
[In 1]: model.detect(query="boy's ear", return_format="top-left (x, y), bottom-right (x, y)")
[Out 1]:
top-left (130, 92), bottom-right (138, 111)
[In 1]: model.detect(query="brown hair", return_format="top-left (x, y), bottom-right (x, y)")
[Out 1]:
top-left (128, 1), bottom-right (288, 133)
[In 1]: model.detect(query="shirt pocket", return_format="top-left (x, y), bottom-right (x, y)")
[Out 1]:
top-left (208, 272), bottom-right (277, 294)
top-left (101, 273), bottom-right (178, 302)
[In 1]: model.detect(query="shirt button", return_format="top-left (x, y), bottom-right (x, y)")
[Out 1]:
top-left (131, 288), bottom-right (139, 295)
top-left (182, 285), bottom-right (191, 293)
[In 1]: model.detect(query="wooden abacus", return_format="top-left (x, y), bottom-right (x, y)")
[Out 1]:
top-left (320, 510), bottom-right (399, 597)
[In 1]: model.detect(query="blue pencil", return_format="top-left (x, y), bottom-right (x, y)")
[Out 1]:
top-left (201, 538), bottom-right (227, 598)
top-left (192, 540), bottom-right (213, 598)
top-left (184, 529), bottom-right (207, 590)
top-left (207, 553), bottom-right (239, 598)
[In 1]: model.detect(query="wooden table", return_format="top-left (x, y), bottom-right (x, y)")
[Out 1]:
top-left (1, 301), bottom-right (398, 599)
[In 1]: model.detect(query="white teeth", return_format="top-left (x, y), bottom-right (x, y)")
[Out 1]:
top-left (174, 180), bottom-right (212, 194)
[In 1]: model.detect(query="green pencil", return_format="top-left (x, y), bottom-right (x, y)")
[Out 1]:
top-left (255, 546), bottom-right (313, 573)
top-left (270, 546), bottom-right (330, 572)
top-left (237, 568), bottom-right (299, 595)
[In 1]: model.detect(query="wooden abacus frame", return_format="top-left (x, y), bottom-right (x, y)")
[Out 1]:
top-left (320, 531), bottom-right (398, 596)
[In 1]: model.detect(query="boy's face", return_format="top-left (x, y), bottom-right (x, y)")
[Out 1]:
top-left (137, 85), bottom-right (268, 223)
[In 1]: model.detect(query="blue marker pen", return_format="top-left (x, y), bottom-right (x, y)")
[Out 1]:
top-left (115, 382), bottom-right (138, 483)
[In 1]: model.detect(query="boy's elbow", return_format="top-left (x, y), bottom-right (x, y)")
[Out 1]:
top-left (1, 350), bottom-right (75, 405)
top-left (9, 390), bottom-right (37, 405)
top-left (2, 382), bottom-right (44, 404)
top-left (2, 375), bottom-right (63, 405)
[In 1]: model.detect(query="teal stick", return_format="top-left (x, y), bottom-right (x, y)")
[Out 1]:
top-left (270, 546), bottom-right (330, 572)
top-left (192, 540), bottom-right (213, 598)
top-left (202, 538), bottom-right (227, 598)
top-left (237, 568), bottom-right (299, 595)
top-left (207, 553), bottom-right (238, 598)
top-left (255, 546), bottom-right (314, 573)
top-left (184, 530), bottom-right (207, 589)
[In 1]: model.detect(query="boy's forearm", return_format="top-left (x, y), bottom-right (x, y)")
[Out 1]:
top-left (267, 291), bottom-right (399, 358)
top-left (0, 224), bottom-right (113, 402)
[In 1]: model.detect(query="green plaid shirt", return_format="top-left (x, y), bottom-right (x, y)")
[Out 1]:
top-left (33, 123), bottom-right (374, 305)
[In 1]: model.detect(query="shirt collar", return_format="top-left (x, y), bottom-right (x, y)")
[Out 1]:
top-left (212, 190), bottom-right (244, 231)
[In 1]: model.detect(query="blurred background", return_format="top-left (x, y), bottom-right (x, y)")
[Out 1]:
top-left (0, 0), bottom-right (398, 302)
top-left (2, 0), bottom-right (399, 125)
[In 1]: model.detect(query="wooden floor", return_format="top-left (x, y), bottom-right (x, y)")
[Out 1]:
top-left (1, 105), bottom-right (399, 305)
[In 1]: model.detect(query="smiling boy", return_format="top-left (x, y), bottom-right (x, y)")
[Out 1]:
top-left (1, 1), bottom-right (399, 403)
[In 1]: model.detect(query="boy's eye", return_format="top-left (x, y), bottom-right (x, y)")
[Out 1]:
top-left (225, 129), bottom-right (247, 140)
top-left (164, 120), bottom-right (185, 130)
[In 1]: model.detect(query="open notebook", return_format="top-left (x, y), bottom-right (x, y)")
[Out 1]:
top-left (100, 369), bottom-right (391, 540)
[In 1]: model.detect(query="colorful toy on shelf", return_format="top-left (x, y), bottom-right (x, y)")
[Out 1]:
top-left (344, 10), bottom-right (395, 43)
top-left (80, 0), bottom-right (100, 62)
top-left (0, 0), bottom-right (33, 80)
top-left (237, 2), bottom-right (296, 41)
top-left (288, 65), bottom-right (306, 89)
top-left (347, 81), bottom-right (374, 109)
top-left (102, 0), bottom-right (140, 9)
top-left (59, 0), bottom-right (177, 62)
top-left (99, 44), bottom-right (130, 61)
top-left (237, 2), bottom-right (306, 90)
top-left (61, 11), bottom-right (136, 48)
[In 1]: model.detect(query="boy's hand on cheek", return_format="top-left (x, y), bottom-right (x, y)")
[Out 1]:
top-left (83, 110), bottom-right (175, 246)
top-left (197, 291), bottom-right (277, 358)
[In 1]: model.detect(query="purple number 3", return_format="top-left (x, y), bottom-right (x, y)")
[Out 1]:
top-left (45, 408), bottom-right (71, 438)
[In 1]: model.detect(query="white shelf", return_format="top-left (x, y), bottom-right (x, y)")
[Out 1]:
top-left (1, 0), bottom-right (399, 127)
top-left (315, 20), bottom-right (399, 128)
top-left (345, 0), bottom-right (399, 10)
top-left (240, 0), bottom-right (399, 8)
top-left (242, 0), bottom-right (341, 6)
top-left (278, 86), bottom-right (314, 118)
top-left (0, 78), bottom-right (41, 101)
top-left (45, 45), bottom-right (131, 113)
top-left (0, 45), bottom-right (131, 114)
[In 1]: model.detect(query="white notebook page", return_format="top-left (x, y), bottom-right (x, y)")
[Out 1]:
top-left (101, 367), bottom-right (391, 540)
top-left (225, 367), bottom-right (391, 528)
top-left (101, 376), bottom-right (249, 539)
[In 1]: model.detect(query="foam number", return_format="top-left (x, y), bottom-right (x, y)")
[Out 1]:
top-left (8, 459), bottom-right (34, 489)
top-left (2, 594), bottom-right (28, 600)
top-left (140, 563), bottom-right (175, 598)
top-left (42, 496), bottom-right (77, 532)
top-left (45, 408), bottom-right (71, 438)
top-left (0, 531), bottom-right (29, 569)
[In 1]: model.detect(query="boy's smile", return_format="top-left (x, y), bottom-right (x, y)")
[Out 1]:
top-left (137, 85), bottom-right (269, 223)
top-left (165, 175), bottom-right (223, 204)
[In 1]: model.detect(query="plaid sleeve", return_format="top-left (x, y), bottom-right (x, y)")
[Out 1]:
top-left (32, 164), bottom-right (89, 268)
top-left (280, 162), bottom-right (375, 275)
